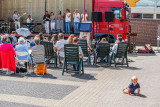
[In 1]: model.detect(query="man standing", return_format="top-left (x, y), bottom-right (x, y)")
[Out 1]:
top-left (13, 10), bottom-right (20, 30)
top-left (43, 11), bottom-right (50, 34)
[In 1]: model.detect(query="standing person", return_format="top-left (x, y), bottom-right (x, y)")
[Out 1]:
top-left (65, 9), bottom-right (71, 34)
top-left (63, 9), bottom-right (67, 33)
top-left (10, 31), bottom-right (18, 48)
top-left (56, 10), bottom-right (63, 33)
top-left (81, 10), bottom-right (88, 23)
top-left (73, 9), bottom-right (80, 34)
top-left (13, 10), bottom-right (20, 30)
top-left (50, 12), bottom-right (56, 32)
top-left (43, 11), bottom-right (50, 34)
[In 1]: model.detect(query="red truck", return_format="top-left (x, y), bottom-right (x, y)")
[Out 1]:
top-left (92, 0), bottom-right (129, 43)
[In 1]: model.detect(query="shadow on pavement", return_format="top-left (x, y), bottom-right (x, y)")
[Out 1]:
top-left (138, 94), bottom-right (147, 98)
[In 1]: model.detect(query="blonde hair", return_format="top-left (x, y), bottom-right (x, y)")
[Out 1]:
top-left (101, 37), bottom-right (107, 43)
top-left (1, 35), bottom-right (8, 42)
top-left (67, 34), bottom-right (74, 44)
top-left (58, 33), bottom-right (64, 40)
top-left (131, 76), bottom-right (138, 82)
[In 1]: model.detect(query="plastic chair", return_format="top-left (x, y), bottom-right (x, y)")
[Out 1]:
top-left (62, 44), bottom-right (84, 77)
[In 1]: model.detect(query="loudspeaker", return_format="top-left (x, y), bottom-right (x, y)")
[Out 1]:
top-left (105, 12), bottom-right (114, 22)
top-left (92, 12), bottom-right (102, 22)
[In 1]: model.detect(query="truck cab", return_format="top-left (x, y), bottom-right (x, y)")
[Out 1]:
top-left (92, 0), bottom-right (129, 43)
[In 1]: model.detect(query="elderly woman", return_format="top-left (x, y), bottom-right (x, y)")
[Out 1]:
top-left (15, 37), bottom-right (32, 65)
top-left (0, 35), bottom-right (15, 55)
top-left (31, 37), bottom-right (45, 64)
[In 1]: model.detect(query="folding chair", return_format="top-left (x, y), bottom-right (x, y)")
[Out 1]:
top-left (31, 50), bottom-right (46, 75)
top-left (15, 51), bottom-right (29, 74)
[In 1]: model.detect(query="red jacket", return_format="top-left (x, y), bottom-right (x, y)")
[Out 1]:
top-left (0, 51), bottom-right (16, 72)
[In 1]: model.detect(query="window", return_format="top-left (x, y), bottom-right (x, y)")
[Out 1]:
top-left (131, 13), bottom-right (142, 19)
top-left (143, 14), bottom-right (153, 19)
top-left (157, 14), bottom-right (160, 19)
top-left (110, 8), bottom-right (122, 19)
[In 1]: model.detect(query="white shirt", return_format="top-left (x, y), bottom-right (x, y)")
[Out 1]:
top-left (112, 44), bottom-right (118, 54)
top-left (81, 13), bottom-right (88, 22)
top-left (27, 18), bottom-right (33, 23)
top-left (65, 13), bottom-right (71, 22)
top-left (73, 13), bottom-right (80, 22)
top-left (55, 39), bottom-right (68, 57)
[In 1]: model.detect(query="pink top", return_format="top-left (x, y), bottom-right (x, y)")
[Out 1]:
top-left (0, 43), bottom-right (15, 55)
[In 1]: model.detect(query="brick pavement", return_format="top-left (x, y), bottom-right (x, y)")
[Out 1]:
top-left (0, 53), bottom-right (160, 107)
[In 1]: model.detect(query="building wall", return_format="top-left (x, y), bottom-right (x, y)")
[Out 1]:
top-left (129, 19), bottom-right (159, 46)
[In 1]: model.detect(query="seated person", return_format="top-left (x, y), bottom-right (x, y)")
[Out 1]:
top-left (32, 37), bottom-right (45, 62)
top-left (15, 37), bottom-right (32, 65)
top-left (0, 35), bottom-right (15, 55)
top-left (27, 15), bottom-right (34, 31)
top-left (55, 33), bottom-right (68, 58)
top-left (73, 37), bottom-right (84, 70)
top-left (117, 34), bottom-right (124, 42)
top-left (51, 34), bottom-right (58, 46)
top-left (80, 35), bottom-right (92, 50)
top-left (30, 35), bottom-right (40, 47)
top-left (10, 31), bottom-right (18, 48)
top-left (100, 37), bottom-right (107, 43)
top-left (112, 38), bottom-right (122, 54)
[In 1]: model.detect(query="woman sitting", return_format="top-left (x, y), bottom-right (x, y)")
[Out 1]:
top-left (67, 34), bottom-right (74, 44)
top-left (15, 37), bottom-right (32, 65)
top-left (0, 35), bottom-right (15, 55)
top-left (32, 37), bottom-right (45, 60)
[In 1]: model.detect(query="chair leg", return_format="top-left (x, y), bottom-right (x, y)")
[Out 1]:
top-left (108, 56), bottom-right (111, 67)
top-left (113, 57), bottom-right (116, 68)
top-left (43, 62), bottom-right (45, 75)
top-left (62, 62), bottom-right (65, 75)
top-left (95, 56), bottom-right (97, 66)
top-left (126, 57), bottom-right (129, 67)
top-left (82, 61), bottom-right (84, 74)
top-left (78, 63), bottom-right (82, 77)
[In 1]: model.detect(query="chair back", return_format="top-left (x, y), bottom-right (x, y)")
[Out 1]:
top-left (97, 43), bottom-right (110, 57)
top-left (78, 39), bottom-right (88, 57)
top-left (116, 42), bottom-right (128, 58)
top-left (41, 41), bottom-right (56, 58)
top-left (16, 51), bottom-right (28, 56)
top-left (31, 45), bottom-right (45, 63)
top-left (64, 44), bottom-right (79, 64)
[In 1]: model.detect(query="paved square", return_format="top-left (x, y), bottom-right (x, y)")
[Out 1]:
top-left (0, 53), bottom-right (160, 107)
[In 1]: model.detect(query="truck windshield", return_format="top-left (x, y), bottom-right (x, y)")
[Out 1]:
top-left (110, 8), bottom-right (122, 19)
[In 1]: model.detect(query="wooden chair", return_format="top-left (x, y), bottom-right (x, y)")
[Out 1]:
top-left (62, 44), bottom-right (84, 77)
top-left (110, 42), bottom-right (129, 68)
top-left (78, 39), bottom-right (91, 65)
top-left (94, 43), bottom-right (110, 66)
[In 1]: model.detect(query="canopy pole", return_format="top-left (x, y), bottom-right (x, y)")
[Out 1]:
top-left (45, 0), bottom-right (46, 12)
top-left (84, 0), bottom-right (85, 21)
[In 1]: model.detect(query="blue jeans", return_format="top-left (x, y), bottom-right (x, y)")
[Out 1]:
top-left (74, 22), bottom-right (79, 33)
top-left (65, 22), bottom-right (70, 33)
